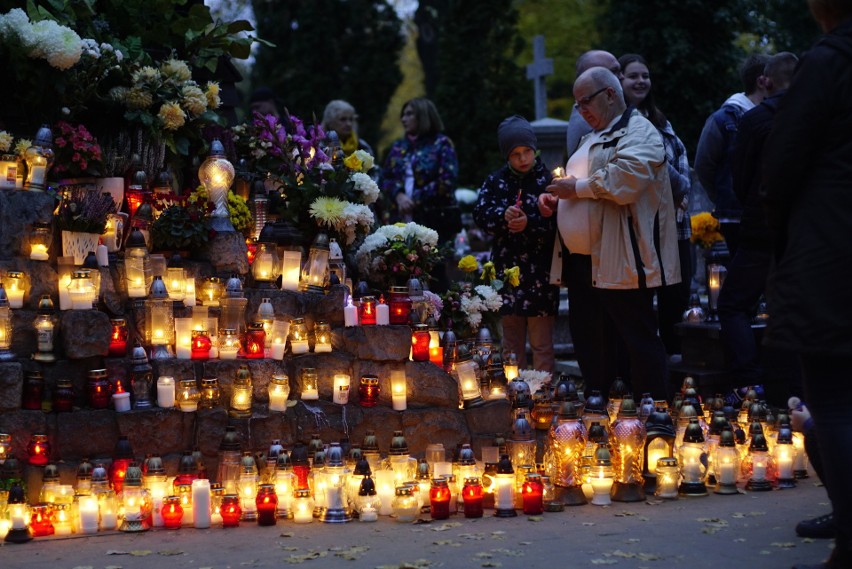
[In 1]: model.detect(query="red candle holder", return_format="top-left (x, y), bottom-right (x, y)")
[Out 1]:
top-left (358, 296), bottom-right (377, 326)
top-left (27, 434), bottom-right (50, 466)
top-left (429, 478), bottom-right (452, 520)
top-left (358, 375), bottom-right (380, 407)
top-left (221, 494), bottom-right (241, 527)
top-left (30, 503), bottom-right (54, 536)
top-left (109, 318), bottom-right (129, 357)
top-left (411, 324), bottom-right (430, 362)
top-left (190, 329), bottom-right (212, 360)
top-left (52, 378), bottom-right (75, 412)
top-left (162, 495), bottom-right (183, 529)
top-left (243, 322), bottom-right (266, 359)
top-left (388, 286), bottom-right (412, 325)
top-left (521, 473), bottom-right (544, 515)
top-left (87, 369), bottom-right (111, 409)
top-left (255, 484), bottom-right (278, 526)
top-left (462, 477), bottom-right (484, 518)
top-left (22, 370), bottom-right (45, 410)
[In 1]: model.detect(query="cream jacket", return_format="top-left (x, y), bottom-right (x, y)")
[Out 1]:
top-left (552, 108), bottom-right (681, 290)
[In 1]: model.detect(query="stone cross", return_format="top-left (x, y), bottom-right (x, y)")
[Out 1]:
top-left (526, 35), bottom-right (554, 120)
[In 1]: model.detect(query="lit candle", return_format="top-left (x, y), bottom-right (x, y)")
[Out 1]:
top-left (376, 298), bottom-right (390, 326)
top-left (293, 499), bottom-right (313, 524)
top-left (290, 340), bottom-right (309, 355)
top-left (391, 370), bottom-right (407, 411)
top-left (280, 250), bottom-right (302, 292)
top-left (752, 460), bottom-right (767, 481)
top-left (96, 244), bottom-right (109, 267)
top-left (718, 460), bottom-right (736, 485)
top-left (53, 505), bottom-right (72, 536)
top-left (99, 504), bottom-right (118, 531)
top-left (0, 519), bottom-right (11, 539)
top-left (333, 374), bottom-right (350, 405)
top-left (157, 376), bottom-right (175, 408)
top-left (376, 470), bottom-right (395, 516)
top-left (590, 475), bottom-right (613, 506)
top-left (30, 244), bottom-right (49, 261)
top-left (270, 338), bottom-right (286, 360)
top-left (429, 346), bottom-right (443, 366)
top-left (58, 272), bottom-right (72, 311)
top-left (112, 390), bottom-right (131, 413)
top-left (78, 496), bottom-right (99, 534)
top-left (301, 384), bottom-right (319, 400)
top-left (552, 166), bottom-right (566, 178)
top-left (184, 278), bottom-right (196, 307)
top-left (192, 479), bottom-right (212, 529)
top-left (344, 297), bottom-right (358, 327)
top-left (6, 285), bottom-right (25, 308)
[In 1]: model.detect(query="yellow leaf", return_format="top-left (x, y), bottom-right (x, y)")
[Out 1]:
top-left (129, 551), bottom-right (152, 557)
top-left (158, 550), bottom-right (184, 556)
top-left (527, 516), bottom-right (543, 522)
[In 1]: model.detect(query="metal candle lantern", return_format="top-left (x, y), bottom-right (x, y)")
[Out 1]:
top-left (128, 342), bottom-right (154, 409)
top-left (774, 425), bottom-right (797, 488)
top-left (238, 453), bottom-right (260, 520)
top-left (23, 125), bottom-right (54, 191)
top-left (643, 407), bottom-right (676, 494)
top-left (507, 411), bottom-right (536, 472)
top-left (493, 454), bottom-right (517, 517)
top-left (32, 295), bottom-right (57, 362)
top-left (610, 395), bottom-right (647, 502)
top-left (273, 455), bottom-right (295, 519)
top-left (145, 275), bottom-right (173, 359)
top-left (546, 401), bottom-right (588, 506)
top-left (256, 297), bottom-right (275, 344)
top-left (0, 286), bottom-right (12, 361)
top-left (745, 432), bottom-right (774, 492)
top-left (714, 428), bottom-right (740, 494)
top-left (252, 242), bottom-right (281, 288)
top-left (219, 275), bottom-right (248, 336)
top-left (300, 232), bottom-right (331, 293)
top-left (706, 262), bottom-right (728, 322)
top-left (199, 139), bottom-right (236, 232)
top-left (452, 344), bottom-right (483, 408)
top-left (230, 365), bottom-right (253, 418)
top-left (320, 443), bottom-right (352, 523)
top-left (590, 443), bottom-right (614, 506)
top-left (119, 465), bottom-right (152, 532)
top-left (678, 419), bottom-right (709, 496)
top-left (124, 228), bottom-right (151, 298)
top-left (29, 221), bottom-right (53, 261)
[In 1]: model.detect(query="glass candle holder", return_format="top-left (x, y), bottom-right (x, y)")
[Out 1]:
top-left (522, 472), bottom-right (544, 515)
top-left (29, 221), bottom-right (53, 261)
top-left (358, 375), bottom-right (380, 407)
top-left (109, 318), bottom-right (129, 357)
top-left (162, 495), bottom-right (184, 529)
top-left (280, 249), bottom-right (302, 292)
top-left (29, 503), bottom-right (54, 537)
top-left (299, 368), bottom-right (319, 400)
top-left (190, 329), bottom-right (212, 360)
top-left (289, 317), bottom-right (309, 354)
top-left (215, 328), bottom-right (238, 360)
top-left (27, 434), bottom-right (50, 466)
top-left (358, 296), bottom-right (377, 326)
top-left (429, 478), bottom-right (452, 520)
top-left (411, 324), bottom-right (430, 362)
top-left (87, 369), bottom-right (111, 410)
top-left (68, 269), bottom-right (96, 310)
top-left (269, 319), bottom-right (289, 360)
top-left (221, 494), bottom-right (242, 527)
top-left (3, 271), bottom-right (29, 309)
top-left (230, 366), bottom-right (253, 418)
top-left (313, 321), bottom-right (332, 353)
top-left (200, 277), bottom-right (224, 307)
top-left (388, 286), bottom-right (412, 325)
top-left (268, 374), bottom-right (290, 412)
top-left (177, 378), bottom-right (200, 412)
top-left (243, 322), bottom-right (266, 359)
top-left (252, 242), bottom-right (280, 287)
top-left (332, 374), bottom-right (350, 405)
top-left (390, 370), bottom-right (407, 411)
top-left (199, 376), bottom-right (221, 410)
top-left (654, 457), bottom-right (680, 499)
top-left (156, 375), bottom-right (175, 408)
top-left (256, 484), bottom-right (279, 526)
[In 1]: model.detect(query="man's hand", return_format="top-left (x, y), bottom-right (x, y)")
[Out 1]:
top-left (547, 175), bottom-right (578, 200)
top-left (538, 193), bottom-right (557, 217)
top-left (505, 205), bottom-right (527, 233)
top-left (396, 192), bottom-right (414, 215)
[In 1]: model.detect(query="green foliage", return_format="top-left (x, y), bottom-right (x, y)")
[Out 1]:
top-left (150, 201), bottom-right (212, 251)
top-left (250, 0), bottom-right (404, 149)
top-left (747, 0), bottom-right (821, 55)
top-left (596, 0), bottom-right (750, 156)
top-left (432, 0), bottom-right (532, 187)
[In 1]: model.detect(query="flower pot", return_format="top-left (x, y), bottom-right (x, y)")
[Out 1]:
top-left (96, 177), bottom-right (125, 211)
top-left (62, 230), bottom-right (101, 265)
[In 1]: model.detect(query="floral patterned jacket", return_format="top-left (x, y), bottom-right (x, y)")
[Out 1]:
top-left (473, 157), bottom-right (559, 317)
top-left (380, 132), bottom-right (459, 219)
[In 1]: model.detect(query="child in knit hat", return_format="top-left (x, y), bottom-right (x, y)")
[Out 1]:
top-left (472, 116), bottom-right (560, 373)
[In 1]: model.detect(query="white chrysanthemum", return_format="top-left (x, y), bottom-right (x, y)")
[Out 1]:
top-left (408, 223), bottom-right (439, 247)
top-left (108, 86), bottom-right (128, 102)
top-left (161, 58), bottom-right (192, 82)
top-left (353, 149), bottom-right (374, 170)
top-left (337, 202), bottom-right (375, 245)
top-left (466, 311), bottom-right (483, 329)
top-left (350, 172), bottom-right (379, 204)
top-left (0, 9), bottom-right (34, 46)
top-left (476, 285), bottom-right (503, 311)
top-left (180, 84), bottom-right (207, 117)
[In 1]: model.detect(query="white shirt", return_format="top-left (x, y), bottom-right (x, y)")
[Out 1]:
top-left (557, 135), bottom-right (594, 255)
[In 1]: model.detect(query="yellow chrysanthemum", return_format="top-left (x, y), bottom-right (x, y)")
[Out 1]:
top-left (125, 87), bottom-right (153, 109)
top-left (14, 139), bottom-right (31, 156)
top-left (161, 58), bottom-right (192, 82)
top-left (309, 196), bottom-right (346, 224)
top-left (158, 101), bottom-right (186, 131)
top-left (0, 131), bottom-right (12, 153)
top-left (504, 266), bottom-right (520, 287)
top-left (344, 152), bottom-right (363, 172)
top-left (181, 84), bottom-right (207, 117)
top-left (205, 82), bottom-right (221, 109)
top-left (458, 255), bottom-right (478, 273)
top-left (131, 66), bottom-right (160, 85)
top-left (481, 261), bottom-right (496, 283)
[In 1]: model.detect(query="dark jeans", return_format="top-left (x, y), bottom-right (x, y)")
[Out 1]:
top-left (563, 253), bottom-right (619, 395)
top-left (657, 238), bottom-right (693, 355)
top-left (800, 354), bottom-right (852, 560)
top-left (719, 220), bottom-right (740, 260)
top-left (717, 247), bottom-right (771, 386)
top-left (596, 287), bottom-right (670, 401)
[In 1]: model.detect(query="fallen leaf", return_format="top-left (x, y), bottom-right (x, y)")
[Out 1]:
top-left (72, 566), bottom-right (94, 569)
top-left (432, 540), bottom-right (461, 547)
top-left (734, 538), bottom-right (747, 543)
top-left (158, 550), bottom-right (184, 556)
top-left (474, 552), bottom-right (494, 559)
top-left (106, 551), bottom-right (129, 556)
top-left (492, 548), bottom-right (524, 557)
top-left (771, 542), bottom-right (797, 549)
top-left (582, 522), bottom-right (595, 526)
top-left (519, 541), bottom-right (533, 545)
top-left (527, 516), bottom-right (543, 522)
top-left (611, 549), bottom-right (636, 558)
top-left (105, 566), bottom-right (123, 569)
top-left (637, 553), bottom-right (663, 561)
top-left (431, 522), bottom-right (462, 532)
top-left (129, 551), bottom-right (152, 557)
top-left (731, 513), bottom-right (746, 519)
top-left (590, 559), bottom-right (618, 565)
top-left (802, 538), bottom-right (815, 544)
top-left (280, 532), bottom-right (295, 538)
top-left (626, 538), bottom-right (640, 544)
top-left (481, 562), bottom-right (502, 567)
top-left (759, 550), bottom-right (772, 555)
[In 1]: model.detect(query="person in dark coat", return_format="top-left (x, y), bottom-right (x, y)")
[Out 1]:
top-left (473, 116), bottom-right (559, 373)
top-left (762, 2), bottom-right (852, 567)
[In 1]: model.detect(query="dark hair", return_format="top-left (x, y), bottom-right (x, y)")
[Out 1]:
top-left (740, 54), bottom-right (771, 94)
top-left (401, 97), bottom-right (445, 137)
top-left (617, 53), bottom-right (667, 129)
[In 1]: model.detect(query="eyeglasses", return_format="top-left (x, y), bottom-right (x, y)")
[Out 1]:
top-left (573, 87), bottom-right (609, 110)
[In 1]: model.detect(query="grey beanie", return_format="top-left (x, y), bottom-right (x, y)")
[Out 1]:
top-left (497, 115), bottom-right (537, 159)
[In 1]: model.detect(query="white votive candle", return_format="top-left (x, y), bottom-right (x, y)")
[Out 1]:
top-left (192, 479), bottom-right (212, 529)
top-left (157, 376), bottom-right (175, 408)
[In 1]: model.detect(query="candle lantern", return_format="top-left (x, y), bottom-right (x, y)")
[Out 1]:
top-left (320, 443), bottom-right (352, 523)
top-left (280, 249), bottom-right (302, 292)
top-left (218, 427), bottom-right (243, 495)
top-left (293, 488), bottom-right (314, 524)
top-left (145, 276), bottom-right (173, 359)
top-left (546, 401), bottom-right (588, 506)
top-left (531, 388), bottom-right (555, 431)
top-left (187, 329), bottom-right (211, 361)
top-left (590, 443), bottom-right (614, 506)
top-left (230, 365), bottom-right (253, 418)
top-left (390, 370), bottom-right (407, 411)
top-left (29, 295), bottom-right (57, 363)
top-left (29, 222), bottom-right (53, 261)
top-left (289, 317), bottom-right (309, 354)
top-left (127, 342), bottom-right (154, 409)
top-left (300, 232), bottom-right (330, 292)
top-left (714, 428), bottom-right (740, 494)
top-left (358, 375), bottom-right (380, 407)
top-left (200, 139), bottom-right (236, 232)
top-left (744, 432), bottom-right (774, 492)
top-left (200, 277), bottom-right (224, 306)
top-left (507, 411), bottom-right (536, 473)
top-left (411, 323), bottom-right (430, 362)
top-left (299, 368), bottom-right (319, 401)
top-left (521, 472), bottom-right (544, 515)
top-left (453, 444), bottom-right (480, 504)
top-left (314, 320), bottom-right (332, 353)
top-left (256, 484), bottom-right (278, 526)
top-left (199, 376), bottom-right (221, 409)
top-left (218, 328), bottom-right (241, 360)
top-left (503, 352), bottom-right (519, 382)
top-left (221, 494), bottom-right (242, 527)
top-left (289, 441), bottom-right (312, 492)
top-left (238, 453), bottom-right (259, 520)
top-left (252, 242), bottom-right (281, 288)
top-left (256, 297), bottom-right (275, 344)
top-left (124, 228), bottom-right (151, 298)
top-left (250, 195), bottom-right (268, 239)
top-left (358, 295), bottom-right (377, 325)
top-left (162, 495), bottom-right (184, 529)
top-left (0, 432), bottom-right (10, 463)
top-left (243, 322), bottom-right (265, 358)
top-left (83, 369), bottom-right (110, 409)
top-left (606, 378), bottom-right (628, 422)
top-left (356, 475), bottom-right (381, 522)
top-left (506, 375), bottom-right (531, 409)
top-left (387, 431), bottom-right (416, 486)
top-left (706, 262), bottom-right (728, 321)
top-left (177, 378), bottom-right (200, 412)
top-left (392, 485), bottom-right (419, 522)
top-left (4, 484), bottom-right (32, 543)
top-left (3, 271), bottom-right (29, 309)
top-left (429, 477), bottom-right (452, 520)
top-left (678, 419), bottom-right (709, 496)
top-left (119, 465), bottom-right (152, 532)
top-left (219, 276), bottom-right (248, 338)
top-left (23, 125), bottom-right (54, 191)
top-left (333, 374), bottom-right (351, 405)
top-left (0, 288), bottom-right (12, 361)
top-left (108, 318), bottom-right (129, 357)
top-left (582, 390), bottom-right (611, 433)
top-left (165, 255), bottom-right (186, 303)
top-left (388, 286), bottom-right (412, 325)
top-left (452, 344), bottom-right (483, 408)
top-left (326, 237), bottom-right (346, 286)
top-left (273, 455), bottom-right (295, 519)
top-left (40, 464), bottom-right (61, 503)
top-left (66, 269), bottom-right (95, 310)
top-left (27, 434), bottom-right (50, 466)
top-left (462, 477), bottom-right (484, 518)
top-left (29, 503), bottom-right (54, 537)
top-left (268, 374), bottom-right (291, 412)
top-left (774, 425), bottom-right (796, 488)
top-left (110, 436), bottom-right (134, 494)
top-left (642, 407), bottom-right (675, 494)
top-left (654, 457), bottom-right (680, 499)
top-left (609, 395), bottom-right (647, 502)
top-left (493, 454), bottom-right (517, 517)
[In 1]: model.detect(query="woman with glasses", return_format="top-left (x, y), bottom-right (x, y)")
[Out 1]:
top-left (618, 53), bottom-right (692, 356)
top-left (321, 99), bottom-right (374, 158)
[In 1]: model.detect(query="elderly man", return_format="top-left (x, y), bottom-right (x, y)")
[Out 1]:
top-left (540, 67), bottom-right (680, 400)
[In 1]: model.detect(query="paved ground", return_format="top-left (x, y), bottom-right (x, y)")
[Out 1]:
top-left (1, 475), bottom-right (834, 569)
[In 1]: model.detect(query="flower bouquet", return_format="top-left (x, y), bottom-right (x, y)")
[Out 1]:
top-left (51, 121), bottom-right (103, 179)
top-left (232, 112), bottom-right (378, 246)
top-left (188, 185), bottom-right (252, 237)
top-left (150, 193), bottom-right (214, 252)
top-left (440, 255), bottom-right (520, 340)
top-left (54, 185), bottom-right (117, 263)
top-left (355, 222), bottom-right (445, 289)
top-left (690, 211), bottom-right (724, 249)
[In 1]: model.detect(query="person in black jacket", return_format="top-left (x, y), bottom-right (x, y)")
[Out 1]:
top-left (762, 2), bottom-right (852, 567)
top-left (718, 52), bottom-right (797, 393)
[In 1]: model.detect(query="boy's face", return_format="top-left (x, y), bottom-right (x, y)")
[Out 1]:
top-left (508, 146), bottom-right (535, 173)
